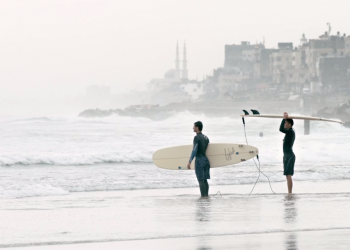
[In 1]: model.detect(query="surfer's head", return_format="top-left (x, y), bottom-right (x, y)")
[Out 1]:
top-left (193, 121), bottom-right (203, 133)
top-left (285, 119), bottom-right (294, 129)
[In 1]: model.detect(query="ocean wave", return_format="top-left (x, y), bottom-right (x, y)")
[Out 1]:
top-left (0, 151), bottom-right (153, 166)
top-left (6, 116), bottom-right (65, 123)
top-left (3, 111), bottom-right (237, 125)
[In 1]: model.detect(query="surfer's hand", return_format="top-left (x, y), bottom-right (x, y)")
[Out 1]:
top-left (187, 162), bottom-right (191, 169)
top-left (283, 112), bottom-right (288, 119)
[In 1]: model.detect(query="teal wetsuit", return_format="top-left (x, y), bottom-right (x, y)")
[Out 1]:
top-left (279, 119), bottom-right (296, 176)
top-left (189, 132), bottom-right (210, 197)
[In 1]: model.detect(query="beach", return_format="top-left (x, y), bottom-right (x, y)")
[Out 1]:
top-left (1, 113), bottom-right (350, 249)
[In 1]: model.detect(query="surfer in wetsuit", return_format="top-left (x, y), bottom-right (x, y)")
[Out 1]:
top-left (280, 112), bottom-right (296, 194)
top-left (187, 121), bottom-right (210, 198)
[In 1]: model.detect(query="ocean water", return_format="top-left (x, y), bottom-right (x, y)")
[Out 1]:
top-left (0, 112), bottom-right (348, 199)
top-left (1, 112), bottom-right (350, 248)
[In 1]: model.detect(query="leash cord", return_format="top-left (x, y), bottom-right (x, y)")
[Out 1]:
top-left (242, 118), bottom-right (276, 195)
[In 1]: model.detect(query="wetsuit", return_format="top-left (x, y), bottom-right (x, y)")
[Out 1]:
top-left (189, 132), bottom-right (210, 197)
top-left (279, 119), bottom-right (296, 176)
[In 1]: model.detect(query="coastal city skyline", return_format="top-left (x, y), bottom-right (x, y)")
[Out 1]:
top-left (148, 23), bottom-right (349, 102)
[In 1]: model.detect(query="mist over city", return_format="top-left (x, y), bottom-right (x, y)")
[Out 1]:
top-left (1, 0), bottom-right (350, 118)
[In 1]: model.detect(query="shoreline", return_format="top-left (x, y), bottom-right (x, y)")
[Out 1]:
top-left (2, 178), bottom-right (350, 200)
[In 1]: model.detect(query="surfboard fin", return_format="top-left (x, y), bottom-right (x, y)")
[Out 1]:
top-left (251, 109), bottom-right (260, 115)
top-left (242, 110), bottom-right (249, 115)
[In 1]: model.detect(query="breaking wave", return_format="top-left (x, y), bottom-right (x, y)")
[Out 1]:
top-left (0, 151), bottom-right (153, 166)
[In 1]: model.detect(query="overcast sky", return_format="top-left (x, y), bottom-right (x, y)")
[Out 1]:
top-left (1, 0), bottom-right (349, 103)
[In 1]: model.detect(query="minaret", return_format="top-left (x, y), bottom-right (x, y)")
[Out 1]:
top-left (182, 42), bottom-right (188, 82)
top-left (175, 41), bottom-right (180, 80)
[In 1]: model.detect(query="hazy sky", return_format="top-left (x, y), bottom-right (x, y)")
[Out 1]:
top-left (1, 0), bottom-right (349, 102)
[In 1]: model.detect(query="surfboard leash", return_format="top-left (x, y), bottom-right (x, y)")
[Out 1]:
top-left (242, 114), bottom-right (276, 196)
top-left (213, 191), bottom-right (223, 197)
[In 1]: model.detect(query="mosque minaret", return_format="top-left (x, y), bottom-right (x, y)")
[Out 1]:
top-left (181, 42), bottom-right (188, 82)
top-left (175, 41), bottom-right (180, 81)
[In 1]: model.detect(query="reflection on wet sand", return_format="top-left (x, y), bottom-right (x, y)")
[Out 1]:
top-left (284, 194), bottom-right (298, 250)
top-left (196, 198), bottom-right (212, 250)
top-left (196, 198), bottom-right (212, 222)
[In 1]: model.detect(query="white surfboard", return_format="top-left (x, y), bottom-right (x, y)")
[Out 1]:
top-left (153, 143), bottom-right (258, 170)
top-left (241, 114), bottom-right (344, 124)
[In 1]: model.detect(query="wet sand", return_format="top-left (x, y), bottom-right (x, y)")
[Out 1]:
top-left (10, 229), bottom-right (350, 250)
top-left (2, 180), bottom-right (350, 249)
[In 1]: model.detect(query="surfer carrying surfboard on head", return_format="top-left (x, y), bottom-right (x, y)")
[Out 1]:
top-left (187, 121), bottom-right (210, 198)
top-left (280, 112), bottom-right (296, 194)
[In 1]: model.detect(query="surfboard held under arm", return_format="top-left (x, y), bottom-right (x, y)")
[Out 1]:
top-left (240, 114), bottom-right (344, 124)
top-left (152, 143), bottom-right (259, 170)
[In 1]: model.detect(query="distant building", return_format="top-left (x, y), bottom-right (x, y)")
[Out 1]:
top-left (278, 43), bottom-right (294, 50)
top-left (217, 41), bottom-right (266, 98)
top-left (270, 37), bottom-right (310, 92)
top-left (148, 24), bottom-right (350, 103)
top-left (256, 48), bottom-right (278, 80)
top-left (180, 82), bottom-right (204, 100)
top-left (224, 41), bottom-right (265, 70)
top-left (218, 68), bottom-right (250, 95)
top-left (270, 45), bottom-right (293, 86)
top-left (215, 27), bottom-right (350, 96)
top-left (318, 57), bottom-right (350, 92)
top-left (148, 42), bottom-right (189, 91)
top-left (306, 32), bottom-right (346, 77)
top-left (345, 36), bottom-right (350, 56)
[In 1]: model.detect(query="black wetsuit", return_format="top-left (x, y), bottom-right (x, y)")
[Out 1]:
top-left (189, 132), bottom-right (210, 197)
top-left (279, 119), bottom-right (296, 176)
